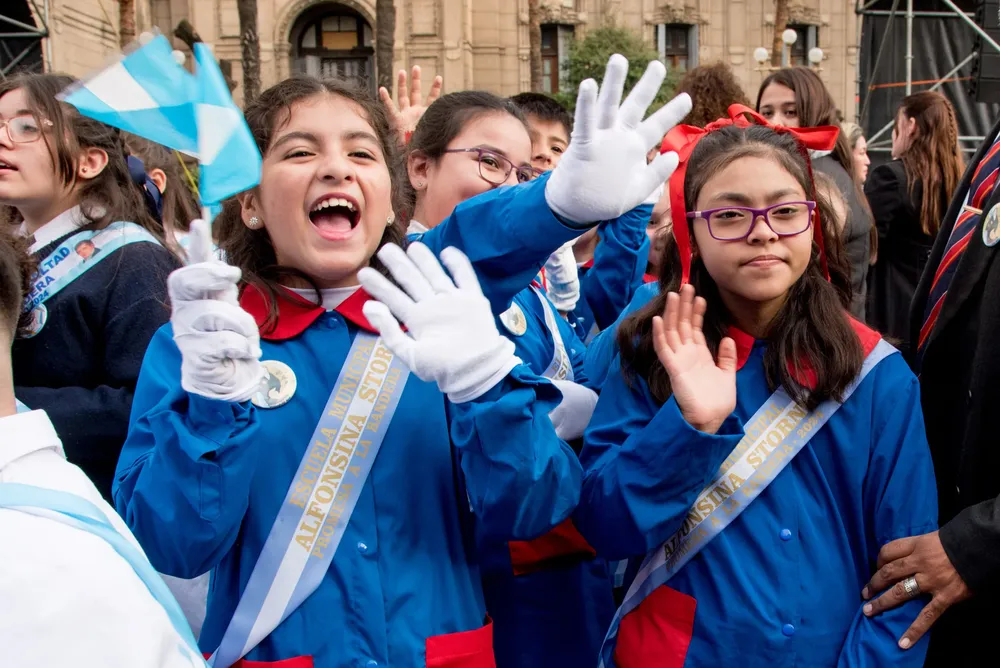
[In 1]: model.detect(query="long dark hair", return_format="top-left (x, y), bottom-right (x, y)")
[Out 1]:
top-left (757, 67), bottom-right (875, 256)
top-left (403, 91), bottom-right (528, 212)
top-left (0, 225), bottom-right (35, 337)
top-left (215, 77), bottom-right (405, 334)
top-left (617, 125), bottom-right (863, 410)
top-left (897, 91), bottom-right (965, 236)
top-left (0, 74), bottom-right (162, 239)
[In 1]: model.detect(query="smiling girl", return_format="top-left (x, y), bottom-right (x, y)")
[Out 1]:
top-left (575, 121), bottom-right (938, 667)
top-left (0, 74), bottom-right (177, 501)
top-left (115, 56), bottom-right (684, 668)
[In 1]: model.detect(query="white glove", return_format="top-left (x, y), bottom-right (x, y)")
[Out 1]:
top-left (545, 54), bottom-right (692, 224)
top-left (357, 243), bottom-right (522, 403)
top-left (644, 182), bottom-right (665, 206)
top-left (547, 379), bottom-right (599, 441)
top-left (169, 219), bottom-right (263, 402)
top-left (543, 240), bottom-right (580, 312)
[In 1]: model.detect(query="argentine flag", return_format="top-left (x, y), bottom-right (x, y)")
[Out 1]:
top-left (194, 43), bottom-right (261, 205)
top-left (57, 33), bottom-right (198, 155)
top-left (58, 32), bottom-right (261, 214)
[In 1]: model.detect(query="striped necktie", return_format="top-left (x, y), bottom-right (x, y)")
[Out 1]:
top-left (918, 133), bottom-right (1000, 354)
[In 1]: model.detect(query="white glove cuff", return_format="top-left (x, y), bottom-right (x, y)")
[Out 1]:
top-left (446, 354), bottom-right (523, 404)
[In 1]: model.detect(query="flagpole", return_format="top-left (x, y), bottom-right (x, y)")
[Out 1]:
top-left (201, 206), bottom-right (213, 224)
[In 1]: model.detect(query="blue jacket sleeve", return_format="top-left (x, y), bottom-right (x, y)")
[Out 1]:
top-left (575, 359), bottom-right (742, 560)
top-left (417, 172), bottom-right (591, 315)
top-left (448, 364), bottom-right (583, 543)
top-left (581, 203), bottom-right (652, 330)
top-left (584, 282), bottom-right (659, 390)
top-left (836, 355), bottom-right (937, 667)
top-left (113, 325), bottom-right (264, 578)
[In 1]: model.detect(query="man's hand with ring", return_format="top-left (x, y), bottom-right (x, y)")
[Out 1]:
top-left (861, 530), bottom-right (971, 649)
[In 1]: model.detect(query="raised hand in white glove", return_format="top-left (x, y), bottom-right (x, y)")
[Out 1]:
top-left (168, 218), bottom-right (263, 402)
top-left (547, 379), bottom-right (599, 441)
top-left (545, 54), bottom-right (692, 225)
top-left (543, 240), bottom-right (581, 313)
top-left (357, 242), bottom-right (522, 403)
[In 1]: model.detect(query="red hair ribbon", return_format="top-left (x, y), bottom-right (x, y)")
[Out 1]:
top-left (659, 104), bottom-right (840, 285)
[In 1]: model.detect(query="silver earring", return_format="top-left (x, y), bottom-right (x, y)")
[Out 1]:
top-left (386, 213), bottom-right (396, 227)
top-left (247, 216), bottom-right (262, 230)
top-left (416, 182), bottom-right (425, 189)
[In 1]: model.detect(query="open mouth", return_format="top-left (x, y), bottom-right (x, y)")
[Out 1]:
top-left (309, 195), bottom-right (360, 241)
top-left (0, 159), bottom-right (16, 172)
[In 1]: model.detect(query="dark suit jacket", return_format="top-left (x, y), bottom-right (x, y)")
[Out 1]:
top-left (866, 160), bottom-right (937, 357)
top-left (815, 156), bottom-right (870, 319)
top-left (910, 117), bottom-right (1000, 659)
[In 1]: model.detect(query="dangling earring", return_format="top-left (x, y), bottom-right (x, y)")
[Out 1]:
top-left (247, 216), bottom-right (262, 230)
top-left (386, 213), bottom-right (396, 227)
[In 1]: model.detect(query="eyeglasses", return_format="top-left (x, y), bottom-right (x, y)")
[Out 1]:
top-left (442, 148), bottom-right (537, 186)
top-left (687, 201), bottom-right (816, 241)
top-left (0, 114), bottom-right (53, 144)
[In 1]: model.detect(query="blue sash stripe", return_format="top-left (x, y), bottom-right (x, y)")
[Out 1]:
top-left (597, 339), bottom-right (897, 668)
top-left (210, 332), bottom-right (410, 667)
top-left (0, 483), bottom-right (203, 663)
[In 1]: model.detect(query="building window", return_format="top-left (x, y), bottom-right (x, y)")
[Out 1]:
top-left (541, 24), bottom-right (574, 94)
top-left (654, 24), bottom-right (697, 74)
top-left (787, 24), bottom-right (818, 67)
top-left (292, 5), bottom-right (374, 91)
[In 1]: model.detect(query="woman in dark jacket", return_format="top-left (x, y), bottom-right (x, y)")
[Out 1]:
top-left (757, 67), bottom-right (873, 319)
top-left (865, 91), bottom-right (963, 357)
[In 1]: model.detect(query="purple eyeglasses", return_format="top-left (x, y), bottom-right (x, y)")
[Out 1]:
top-left (686, 201), bottom-right (816, 241)
top-left (442, 147), bottom-right (536, 186)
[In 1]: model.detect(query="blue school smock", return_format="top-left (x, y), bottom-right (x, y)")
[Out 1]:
top-left (114, 176), bottom-right (587, 668)
top-left (583, 281), bottom-right (658, 390)
top-left (568, 203), bottom-right (652, 341)
top-left (411, 199), bottom-right (616, 668)
top-left (576, 321), bottom-right (938, 668)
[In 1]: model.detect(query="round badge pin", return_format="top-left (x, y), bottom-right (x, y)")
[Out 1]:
top-left (500, 303), bottom-right (528, 336)
top-left (20, 304), bottom-right (47, 339)
top-left (251, 360), bottom-right (297, 409)
top-left (983, 205), bottom-right (1000, 248)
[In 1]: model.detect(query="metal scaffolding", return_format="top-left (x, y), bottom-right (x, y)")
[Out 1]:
top-left (0, 0), bottom-right (49, 77)
top-left (856, 0), bottom-right (1000, 154)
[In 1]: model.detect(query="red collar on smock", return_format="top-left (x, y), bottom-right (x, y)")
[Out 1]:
top-left (727, 316), bottom-right (881, 387)
top-left (239, 283), bottom-right (379, 340)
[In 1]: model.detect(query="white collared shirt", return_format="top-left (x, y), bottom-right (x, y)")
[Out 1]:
top-left (20, 205), bottom-right (89, 254)
top-left (407, 219), bottom-right (428, 235)
top-left (0, 410), bottom-right (204, 667)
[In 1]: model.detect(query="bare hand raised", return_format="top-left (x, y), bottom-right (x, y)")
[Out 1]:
top-left (378, 66), bottom-right (443, 142)
top-left (653, 284), bottom-right (737, 434)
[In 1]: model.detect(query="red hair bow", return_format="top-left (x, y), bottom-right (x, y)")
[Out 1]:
top-left (658, 104), bottom-right (840, 285)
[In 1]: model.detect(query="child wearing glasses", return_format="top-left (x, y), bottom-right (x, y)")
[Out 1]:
top-left (0, 74), bottom-right (177, 501)
top-left (575, 121), bottom-right (938, 667)
top-left (403, 73), bottom-right (691, 666)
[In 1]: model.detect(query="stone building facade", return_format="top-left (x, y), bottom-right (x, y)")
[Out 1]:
top-left (17, 0), bottom-right (860, 119)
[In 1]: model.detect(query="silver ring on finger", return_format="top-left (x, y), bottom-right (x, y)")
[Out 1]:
top-left (902, 576), bottom-right (920, 598)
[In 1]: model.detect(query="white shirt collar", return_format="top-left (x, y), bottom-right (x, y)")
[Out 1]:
top-left (407, 219), bottom-right (428, 235)
top-left (285, 285), bottom-right (357, 311)
top-left (24, 205), bottom-right (88, 254)
top-left (0, 410), bottom-right (65, 472)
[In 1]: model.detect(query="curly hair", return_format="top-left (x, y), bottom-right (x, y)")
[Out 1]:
top-left (677, 63), bottom-right (751, 128)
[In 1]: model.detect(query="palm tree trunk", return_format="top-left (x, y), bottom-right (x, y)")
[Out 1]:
top-left (528, 0), bottom-right (543, 92)
top-left (237, 0), bottom-right (261, 105)
top-left (118, 0), bottom-right (136, 48)
top-left (771, 0), bottom-right (789, 67)
top-left (375, 0), bottom-right (396, 92)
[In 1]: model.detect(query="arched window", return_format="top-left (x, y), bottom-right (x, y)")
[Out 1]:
top-left (290, 4), bottom-right (374, 91)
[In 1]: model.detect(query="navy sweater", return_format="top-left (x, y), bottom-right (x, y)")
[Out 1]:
top-left (13, 229), bottom-right (179, 500)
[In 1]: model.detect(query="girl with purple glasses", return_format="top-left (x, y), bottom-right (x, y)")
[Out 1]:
top-left (574, 121), bottom-right (938, 667)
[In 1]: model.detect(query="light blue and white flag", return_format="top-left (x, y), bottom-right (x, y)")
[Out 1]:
top-left (57, 33), bottom-right (199, 155)
top-left (193, 43), bottom-right (262, 206)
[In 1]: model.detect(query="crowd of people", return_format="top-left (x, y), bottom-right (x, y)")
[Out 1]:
top-left (0, 41), bottom-right (996, 668)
